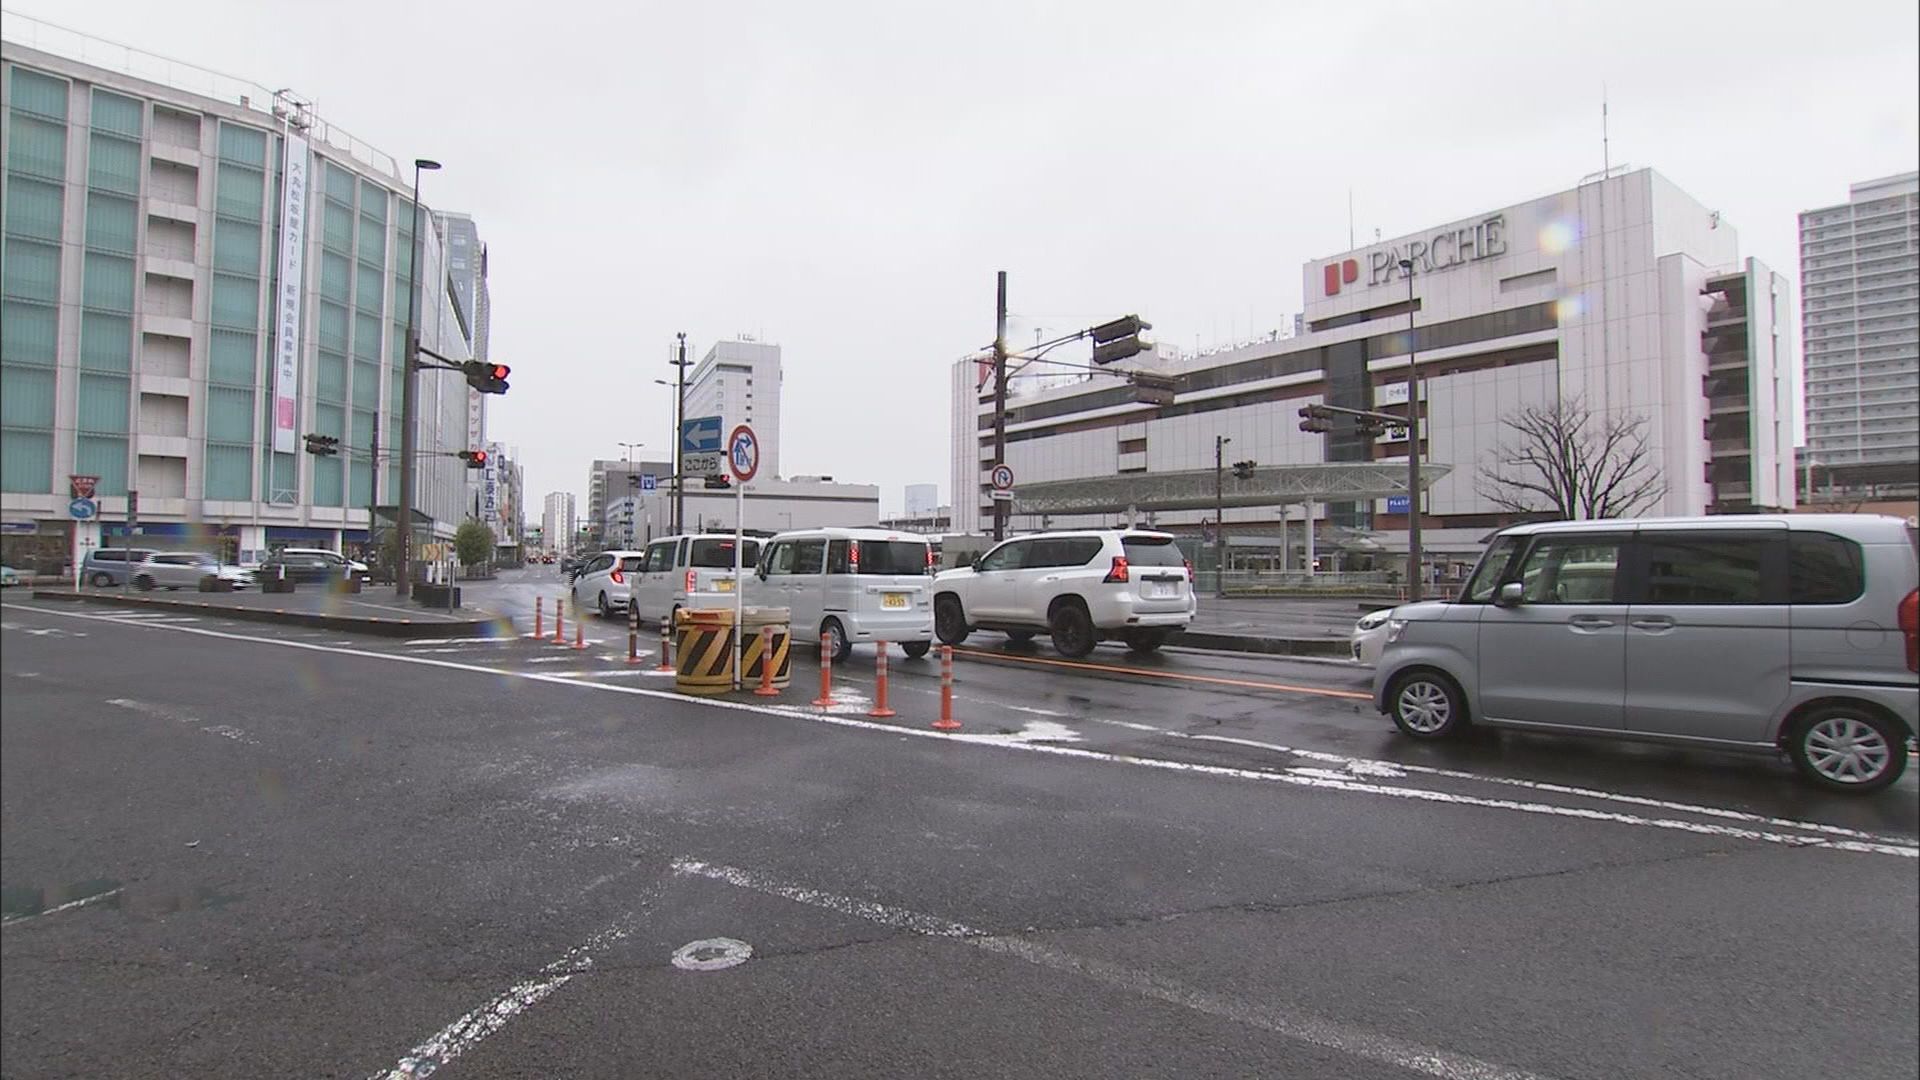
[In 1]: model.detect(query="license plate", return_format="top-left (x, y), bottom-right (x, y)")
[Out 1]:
top-left (1146, 582), bottom-right (1177, 599)
top-left (714, 579), bottom-right (734, 592)
top-left (882, 593), bottom-right (909, 609)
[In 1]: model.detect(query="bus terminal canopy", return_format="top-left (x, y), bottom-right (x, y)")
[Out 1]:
top-left (1010, 462), bottom-right (1453, 516)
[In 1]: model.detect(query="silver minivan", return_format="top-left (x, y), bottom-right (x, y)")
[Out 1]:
top-left (748, 527), bottom-right (935, 661)
top-left (626, 534), bottom-right (763, 627)
top-left (1373, 514), bottom-right (1920, 793)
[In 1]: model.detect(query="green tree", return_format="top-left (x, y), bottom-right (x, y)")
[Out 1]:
top-left (454, 520), bottom-right (496, 567)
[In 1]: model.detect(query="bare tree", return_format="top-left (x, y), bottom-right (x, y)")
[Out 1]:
top-left (1476, 397), bottom-right (1667, 520)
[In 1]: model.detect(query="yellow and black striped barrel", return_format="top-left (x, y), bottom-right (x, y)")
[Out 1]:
top-left (674, 609), bottom-right (737, 696)
top-left (741, 607), bottom-right (792, 691)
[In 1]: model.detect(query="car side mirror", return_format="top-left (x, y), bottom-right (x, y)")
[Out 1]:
top-left (1495, 582), bottom-right (1525, 608)
top-left (972, 557), bottom-right (984, 572)
top-left (757, 565), bottom-right (769, 580)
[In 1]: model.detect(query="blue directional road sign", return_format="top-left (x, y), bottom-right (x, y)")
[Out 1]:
top-left (1385, 495), bottom-right (1411, 514)
top-left (681, 415), bottom-right (722, 455)
top-left (69, 497), bottom-right (97, 520)
top-left (639, 473), bottom-right (657, 493)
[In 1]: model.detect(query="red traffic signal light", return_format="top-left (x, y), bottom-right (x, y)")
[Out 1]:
top-left (461, 360), bottom-right (511, 395)
top-left (460, 449), bottom-right (488, 469)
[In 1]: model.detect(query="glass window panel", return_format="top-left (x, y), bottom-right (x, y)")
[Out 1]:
top-left (313, 455), bottom-right (344, 507)
top-left (320, 250), bottom-right (350, 302)
top-left (357, 219), bottom-right (387, 268)
top-left (359, 180), bottom-right (388, 222)
top-left (1638, 536), bottom-right (1772, 605)
top-left (213, 218), bottom-right (263, 273)
top-left (211, 273), bottom-right (260, 329)
top-left (79, 311), bottom-right (132, 372)
top-left (352, 408), bottom-right (376, 446)
top-left (1, 300), bottom-right (59, 365)
top-left (313, 402), bottom-right (344, 439)
top-left (1, 240), bottom-right (61, 302)
top-left (1, 430), bottom-right (54, 493)
top-left (0, 366), bottom-right (56, 426)
top-left (74, 434), bottom-right (127, 494)
top-left (349, 458), bottom-right (372, 507)
top-left (89, 89), bottom-right (143, 136)
top-left (353, 360), bottom-right (380, 408)
top-left (82, 252), bottom-right (135, 311)
top-left (218, 122), bottom-right (267, 166)
top-left (9, 68), bottom-right (70, 120)
top-left (216, 162), bottom-right (265, 219)
top-left (318, 301), bottom-right (349, 352)
top-left (204, 443), bottom-right (253, 500)
top-left (322, 200), bottom-right (353, 251)
top-left (325, 162), bottom-right (357, 203)
top-left (77, 373), bottom-right (130, 432)
top-left (316, 350), bottom-right (347, 401)
top-left (205, 386), bottom-right (254, 441)
top-left (353, 312), bottom-right (382, 360)
top-left (208, 329), bottom-right (257, 385)
top-left (87, 133), bottom-right (142, 194)
top-left (1789, 533), bottom-right (1865, 605)
top-left (84, 191), bottom-right (137, 253)
top-left (1512, 537), bottom-right (1622, 604)
top-left (5, 114), bottom-right (67, 179)
top-left (4, 176), bottom-right (64, 240)
top-left (355, 260), bottom-right (385, 310)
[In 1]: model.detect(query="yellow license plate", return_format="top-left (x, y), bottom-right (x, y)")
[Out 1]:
top-left (882, 593), bottom-right (909, 609)
top-left (715, 579), bottom-right (734, 592)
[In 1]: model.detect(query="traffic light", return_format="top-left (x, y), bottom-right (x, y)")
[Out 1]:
top-left (303, 433), bottom-right (341, 456)
top-left (703, 475), bottom-right (732, 490)
top-left (462, 360), bottom-right (510, 394)
top-left (1231, 459), bottom-right (1257, 480)
top-left (1298, 404), bottom-right (1334, 433)
top-left (1090, 315), bottom-right (1153, 365)
top-left (460, 449), bottom-right (488, 470)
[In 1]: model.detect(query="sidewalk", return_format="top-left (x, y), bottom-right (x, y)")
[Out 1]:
top-left (30, 584), bottom-right (499, 639)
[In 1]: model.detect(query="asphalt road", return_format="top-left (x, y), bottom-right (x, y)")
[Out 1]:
top-left (3, 585), bottom-right (1917, 1079)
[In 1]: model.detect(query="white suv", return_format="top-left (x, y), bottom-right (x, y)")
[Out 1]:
top-left (933, 530), bottom-right (1196, 657)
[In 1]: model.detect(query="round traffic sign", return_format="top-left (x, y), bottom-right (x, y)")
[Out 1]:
top-left (68, 497), bottom-right (97, 521)
top-left (990, 464), bottom-right (1015, 491)
top-left (727, 424), bottom-right (759, 483)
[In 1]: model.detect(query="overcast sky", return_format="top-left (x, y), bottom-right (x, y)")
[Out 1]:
top-left (10, 0), bottom-right (1918, 514)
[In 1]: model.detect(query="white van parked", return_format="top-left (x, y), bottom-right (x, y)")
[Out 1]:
top-left (748, 527), bottom-right (936, 661)
top-left (626, 533), bottom-right (763, 627)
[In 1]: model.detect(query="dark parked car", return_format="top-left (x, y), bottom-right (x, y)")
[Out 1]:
top-left (257, 550), bottom-right (359, 584)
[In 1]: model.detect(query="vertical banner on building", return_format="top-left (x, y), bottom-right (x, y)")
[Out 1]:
top-left (271, 133), bottom-right (311, 455)
top-left (483, 441), bottom-right (501, 533)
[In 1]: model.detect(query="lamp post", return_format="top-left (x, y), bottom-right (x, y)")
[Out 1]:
top-left (394, 157), bottom-right (440, 597)
top-left (653, 377), bottom-right (680, 535)
top-left (1400, 258), bottom-right (1423, 603)
top-left (1214, 434), bottom-right (1229, 598)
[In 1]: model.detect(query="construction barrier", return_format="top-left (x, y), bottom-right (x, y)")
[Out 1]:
top-left (867, 640), bottom-right (896, 718)
top-left (551, 595), bottom-right (566, 643)
top-left (812, 630), bottom-right (838, 707)
top-left (741, 607), bottom-right (792, 693)
top-left (627, 595), bottom-right (641, 664)
top-left (933, 644), bottom-right (960, 730)
top-left (674, 608), bottom-right (737, 696)
top-left (533, 596), bottom-right (544, 639)
top-left (656, 621), bottom-right (674, 672)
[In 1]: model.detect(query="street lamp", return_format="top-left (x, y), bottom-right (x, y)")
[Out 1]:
top-left (1400, 257), bottom-right (1423, 603)
top-left (669, 333), bottom-right (690, 534)
top-left (1213, 435), bottom-right (1230, 598)
top-left (394, 157), bottom-right (441, 598)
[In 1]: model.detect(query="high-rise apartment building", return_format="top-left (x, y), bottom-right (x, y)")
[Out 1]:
top-left (1798, 172), bottom-right (1918, 475)
top-left (683, 338), bottom-right (781, 479)
top-left (541, 491), bottom-right (576, 557)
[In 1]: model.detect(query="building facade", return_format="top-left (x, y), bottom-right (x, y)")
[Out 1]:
top-left (1797, 172), bottom-right (1918, 477)
top-left (949, 168), bottom-right (1798, 566)
top-left (584, 457), bottom-right (671, 548)
top-left (0, 33), bottom-right (480, 573)
top-left (904, 482), bottom-right (939, 518)
top-left (541, 490), bottom-right (575, 557)
top-left (683, 338), bottom-right (781, 478)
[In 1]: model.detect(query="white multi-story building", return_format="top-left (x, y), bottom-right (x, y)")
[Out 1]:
top-left (541, 490), bottom-right (575, 557)
top-left (950, 168), bottom-right (1799, 564)
top-left (683, 338), bottom-right (781, 478)
top-left (0, 26), bottom-right (481, 572)
top-left (1798, 172), bottom-right (1918, 475)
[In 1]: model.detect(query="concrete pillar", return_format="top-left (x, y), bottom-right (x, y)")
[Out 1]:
top-left (240, 525), bottom-right (267, 566)
top-left (1277, 508), bottom-right (1287, 572)
top-left (1304, 500), bottom-right (1316, 575)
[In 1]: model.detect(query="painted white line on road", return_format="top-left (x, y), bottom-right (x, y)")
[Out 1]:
top-left (403, 637), bottom-right (516, 647)
top-left (672, 858), bottom-right (1552, 1080)
top-left (21, 603), bottom-right (1915, 860)
top-left (0, 886), bottom-right (124, 928)
top-left (540, 669), bottom-right (661, 679)
top-left (523, 655), bottom-right (592, 664)
top-left (372, 922), bottom-right (630, 1080)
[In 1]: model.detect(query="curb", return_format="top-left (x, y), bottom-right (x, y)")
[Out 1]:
top-left (28, 590), bottom-right (498, 640)
top-left (1172, 630), bottom-right (1351, 658)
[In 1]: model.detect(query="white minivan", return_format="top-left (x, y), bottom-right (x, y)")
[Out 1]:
top-left (749, 528), bottom-right (936, 661)
top-left (627, 533), bottom-right (763, 628)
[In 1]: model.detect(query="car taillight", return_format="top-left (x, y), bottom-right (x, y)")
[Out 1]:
top-left (849, 541), bottom-right (860, 568)
top-left (1104, 555), bottom-right (1130, 584)
top-left (926, 546), bottom-right (936, 573)
top-left (685, 569), bottom-right (697, 594)
top-left (1900, 588), bottom-right (1918, 673)
top-left (610, 567), bottom-right (624, 584)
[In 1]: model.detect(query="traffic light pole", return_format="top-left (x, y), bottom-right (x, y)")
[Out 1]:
top-left (672, 332), bottom-right (689, 536)
top-left (395, 168), bottom-right (428, 598)
top-left (991, 271), bottom-right (1008, 542)
top-left (1403, 263), bottom-right (1423, 603)
top-left (1214, 435), bottom-right (1228, 598)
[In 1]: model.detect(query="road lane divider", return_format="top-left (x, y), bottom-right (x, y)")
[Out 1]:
top-left (954, 646), bottom-right (1372, 700)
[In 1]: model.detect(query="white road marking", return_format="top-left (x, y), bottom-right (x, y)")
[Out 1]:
top-left (106, 697), bottom-right (259, 746)
top-left (18, 603), bottom-right (1914, 860)
top-left (523, 656), bottom-right (591, 664)
top-left (670, 937), bottom-right (753, 972)
top-left (0, 886), bottom-right (124, 928)
top-left (402, 637), bottom-right (517, 647)
top-left (539, 669), bottom-right (661, 679)
top-left (948, 719), bottom-right (1084, 745)
top-left (672, 858), bottom-right (1553, 1080)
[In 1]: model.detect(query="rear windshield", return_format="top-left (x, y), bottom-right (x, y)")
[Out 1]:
top-left (1121, 536), bottom-right (1184, 567)
top-left (850, 540), bottom-right (930, 575)
top-left (619, 556), bottom-right (645, 572)
top-left (689, 539), bottom-right (759, 569)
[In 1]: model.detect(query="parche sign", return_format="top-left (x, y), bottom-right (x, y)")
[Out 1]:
top-left (1324, 213), bottom-right (1509, 295)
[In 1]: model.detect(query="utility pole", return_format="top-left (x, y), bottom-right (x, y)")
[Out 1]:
top-left (991, 271), bottom-right (1008, 542)
top-left (1214, 435), bottom-right (1229, 598)
top-left (368, 423), bottom-right (380, 570)
top-left (1401, 259), bottom-right (1423, 603)
top-left (394, 157), bottom-right (439, 597)
top-left (672, 332), bottom-right (689, 535)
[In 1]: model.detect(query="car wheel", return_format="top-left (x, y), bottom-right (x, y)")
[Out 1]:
top-left (821, 618), bottom-right (852, 663)
top-left (91, 572), bottom-right (114, 587)
top-left (134, 575), bottom-right (154, 591)
top-left (1789, 706), bottom-right (1909, 793)
top-left (597, 591), bottom-right (612, 618)
top-left (934, 595), bottom-right (970, 646)
top-left (1004, 630), bottom-right (1036, 647)
top-left (901, 641), bottom-right (931, 660)
top-left (1387, 669), bottom-right (1467, 739)
top-left (1122, 630), bottom-right (1167, 655)
top-left (1049, 602), bottom-right (1096, 658)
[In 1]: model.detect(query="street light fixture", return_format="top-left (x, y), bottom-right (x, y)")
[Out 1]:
top-left (1400, 257), bottom-right (1423, 603)
top-left (394, 157), bottom-right (441, 598)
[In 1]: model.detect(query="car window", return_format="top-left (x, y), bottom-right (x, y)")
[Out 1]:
top-left (826, 540), bottom-right (850, 574)
top-left (1636, 534), bottom-right (1777, 605)
top-left (1462, 535), bottom-right (1524, 603)
top-left (1789, 532), bottom-right (1864, 605)
top-left (790, 539), bottom-right (826, 574)
top-left (645, 541), bottom-right (675, 573)
top-left (1121, 535), bottom-right (1184, 567)
top-left (1510, 536), bottom-right (1622, 604)
top-left (851, 540), bottom-right (931, 575)
top-left (675, 537), bottom-right (689, 565)
top-left (977, 539), bottom-right (1028, 572)
top-left (689, 539), bottom-right (747, 569)
top-left (619, 556), bottom-right (645, 572)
